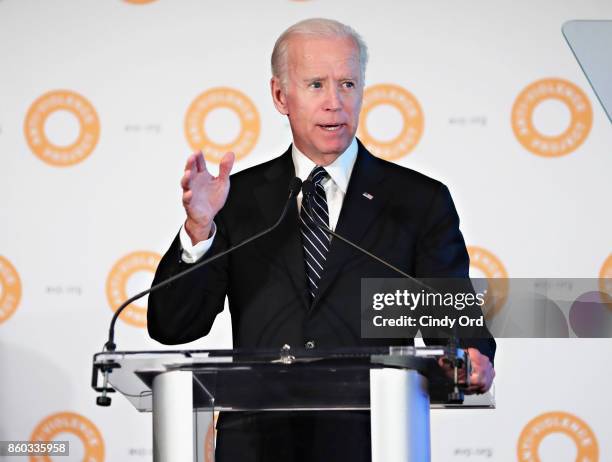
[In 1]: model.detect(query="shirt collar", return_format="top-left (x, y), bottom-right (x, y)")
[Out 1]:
top-left (291, 138), bottom-right (358, 194)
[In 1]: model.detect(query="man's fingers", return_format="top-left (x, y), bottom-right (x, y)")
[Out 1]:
top-left (183, 155), bottom-right (193, 173)
top-left (470, 371), bottom-right (483, 386)
top-left (218, 151), bottom-right (235, 180)
top-left (181, 169), bottom-right (191, 190)
top-left (467, 367), bottom-right (494, 393)
top-left (195, 151), bottom-right (207, 173)
top-left (182, 190), bottom-right (192, 206)
top-left (466, 385), bottom-right (486, 394)
top-left (465, 376), bottom-right (486, 394)
top-left (185, 153), bottom-right (203, 175)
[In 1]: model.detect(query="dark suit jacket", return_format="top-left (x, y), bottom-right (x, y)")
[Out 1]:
top-left (148, 140), bottom-right (495, 461)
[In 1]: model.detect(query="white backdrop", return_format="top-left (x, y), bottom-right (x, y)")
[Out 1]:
top-left (0, 0), bottom-right (611, 461)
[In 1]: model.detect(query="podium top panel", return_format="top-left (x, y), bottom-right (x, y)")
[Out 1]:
top-left (92, 346), bottom-right (495, 412)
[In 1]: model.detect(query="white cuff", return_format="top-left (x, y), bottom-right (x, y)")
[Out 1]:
top-left (179, 222), bottom-right (217, 263)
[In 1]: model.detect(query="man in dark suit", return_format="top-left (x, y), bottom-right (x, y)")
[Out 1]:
top-left (148, 18), bottom-right (495, 462)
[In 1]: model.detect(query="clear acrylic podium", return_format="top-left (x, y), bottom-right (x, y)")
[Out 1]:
top-left (92, 345), bottom-right (494, 462)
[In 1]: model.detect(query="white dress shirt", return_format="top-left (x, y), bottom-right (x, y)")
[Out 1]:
top-left (179, 138), bottom-right (359, 263)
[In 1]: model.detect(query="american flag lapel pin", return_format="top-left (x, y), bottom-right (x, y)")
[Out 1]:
top-left (362, 192), bottom-right (373, 200)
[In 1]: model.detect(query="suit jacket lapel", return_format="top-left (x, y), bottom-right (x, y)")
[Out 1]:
top-left (253, 147), bottom-right (310, 310)
top-left (312, 142), bottom-right (386, 309)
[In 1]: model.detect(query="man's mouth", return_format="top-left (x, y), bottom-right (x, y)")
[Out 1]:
top-left (318, 123), bottom-right (345, 131)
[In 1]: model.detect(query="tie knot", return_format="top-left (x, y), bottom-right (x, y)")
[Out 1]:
top-left (310, 166), bottom-right (328, 185)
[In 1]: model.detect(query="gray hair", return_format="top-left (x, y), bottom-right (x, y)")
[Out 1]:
top-left (271, 18), bottom-right (368, 89)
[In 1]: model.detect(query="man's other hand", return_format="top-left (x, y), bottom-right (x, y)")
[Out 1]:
top-left (465, 347), bottom-right (495, 394)
top-left (438, 347), bottom-right (495, 395)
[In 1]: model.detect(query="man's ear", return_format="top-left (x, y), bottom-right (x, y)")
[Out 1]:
top-left (270, 77), bottom-right (289, 115)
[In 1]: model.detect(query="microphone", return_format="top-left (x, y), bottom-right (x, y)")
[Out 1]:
top-left (301, 179), bottom-right (468, 398)
top-left (105, 176), bottom-right (302, 352)
top-left (95, 177), bottom-right (302, 406)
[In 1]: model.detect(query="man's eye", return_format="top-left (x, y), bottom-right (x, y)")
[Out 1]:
top-left (343, 81), bottom-right (355, 89)
top-left (310, 81), bottom-right (322, 89)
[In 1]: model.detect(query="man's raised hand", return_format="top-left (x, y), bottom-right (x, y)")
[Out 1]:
top-left (181, 151), bottom-right (235, 245)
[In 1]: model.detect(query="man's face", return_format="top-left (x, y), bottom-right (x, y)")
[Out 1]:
top-left (272, 35), bottom-right (363, 163)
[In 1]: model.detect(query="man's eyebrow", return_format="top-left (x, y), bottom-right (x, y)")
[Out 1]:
top-left (302, 76), bottom-right (358, 83)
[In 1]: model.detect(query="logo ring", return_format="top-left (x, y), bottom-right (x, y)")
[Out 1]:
top-left (517, 411), bottom-right (598, 461)
top-left (30, 412), bottom-right (104, 462)
top-left (24, 90), bottom-right (100, 167)
top-left (185, 87), bottom-right (260, 163)
top-left (357, 83), bottom-right (424, 160)
top-left (511, 78), bottom-right (592, 157)
top-left (0, 256), bottom-right (22, 324)
top-left (106, 251), bottom-right (161, 328)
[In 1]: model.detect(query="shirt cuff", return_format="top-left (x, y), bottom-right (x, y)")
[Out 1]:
top-left (179, 222), bottom-right (217, 263)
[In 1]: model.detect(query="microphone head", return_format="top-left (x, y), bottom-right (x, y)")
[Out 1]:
top-left (288, 177), bottom-right (303, 197)
top-left (302, 179), bottom-right (314, 197)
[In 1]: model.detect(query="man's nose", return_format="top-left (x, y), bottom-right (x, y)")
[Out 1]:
top-left (324, 85), bottom-right (342, 111)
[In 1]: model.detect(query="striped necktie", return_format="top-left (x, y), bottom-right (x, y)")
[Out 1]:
top-left (300, 166), bottom-right (331, 300)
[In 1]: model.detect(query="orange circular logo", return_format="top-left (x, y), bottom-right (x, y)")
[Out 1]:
top-left (357, 83), bottom-right (424, 160)
top-left (512, 78), bottom-right (592, 157)
top-left (106, 251), bottom-right (161, 328)
top-left (517, 411), bottom-right (598, 461)
top-left (0, 255), bottom-right (22, 324)
top-left (599, 253), bottom-right (612, 307)
top-left (185, 87), bottom-right (260, 163)
top-left (24, 90), bottom-right (100, 167)
top-left (30, 412), bottom-right (104, 462)
top-left (124, 0), bottom-right (157, 3)
top-left (467, 246), bottom-right (508, 319)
